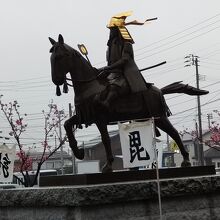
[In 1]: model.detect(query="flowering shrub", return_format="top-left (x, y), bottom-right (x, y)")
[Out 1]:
top-left (179, 111), bottom-right (220, 155)
top-left (16, 150), bottom-right (33, 171)
top-left (0, 95), bottom-right (67, 187)
top-left (207, 111), bottom-right (220, 146)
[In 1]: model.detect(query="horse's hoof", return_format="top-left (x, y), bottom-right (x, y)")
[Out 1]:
top-left (181, 160), bottom-right (191, 167)
top-left (102, 163), bottom-right (113, 173)
top-left (72, 148), bottom-right (84, 160)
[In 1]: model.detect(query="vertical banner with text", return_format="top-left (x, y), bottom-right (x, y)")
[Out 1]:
top-left (148, 145), bottom-right (163, 169)
top-left (119, 121), bottom-right (154, 168)
top-left (0, 144), bottom-right (16, 183)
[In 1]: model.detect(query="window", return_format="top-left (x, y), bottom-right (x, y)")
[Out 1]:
top-left (46, 162), bottom-right (54, 169)
top-left (184, 145), bottom-right (189, 152)
top-left (193, 161), bottom-right (199, 166)
top-left (54, 161), bottom-right (62, 169)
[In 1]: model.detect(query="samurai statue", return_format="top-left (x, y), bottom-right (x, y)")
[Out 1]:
top-left (97, 11), bottom-right (152, 109)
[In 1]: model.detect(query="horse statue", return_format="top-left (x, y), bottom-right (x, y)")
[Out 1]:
top-left (49, 34), bottom-right (209, 173)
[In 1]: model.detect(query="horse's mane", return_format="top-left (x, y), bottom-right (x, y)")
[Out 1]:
top-left (50, 39), bottom-right (99, 82)
top-left (66, 44), bottom-right (98, 82)
top-left (50, 42), bottom-right (83, 59)
top-left (64, 44), bottom-right (80, 57)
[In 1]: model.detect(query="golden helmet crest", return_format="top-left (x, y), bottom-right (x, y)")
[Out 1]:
top-left (107, 11), bottom-right (134, 42)
top-left (107, 11), bottom-right (133, 28)
top-left (106, 11), bottom-right (155, 43)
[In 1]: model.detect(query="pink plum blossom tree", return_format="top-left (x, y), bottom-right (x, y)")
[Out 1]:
top-left (0, 95), bottom-right (67, 187)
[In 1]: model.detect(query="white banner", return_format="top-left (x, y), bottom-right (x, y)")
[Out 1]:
top-left (147, 145), bottom-right (163, 169)
top-left (119, 120), bottom-right (154, 168)
top-left (0, 144), bottom-right (16, 183)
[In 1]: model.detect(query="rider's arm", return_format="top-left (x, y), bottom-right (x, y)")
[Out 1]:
top-left (103, 42), bottom-right (133, 71)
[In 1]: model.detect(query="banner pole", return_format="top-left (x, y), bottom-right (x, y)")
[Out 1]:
top-left (152, 117), bottom-right (163, 220)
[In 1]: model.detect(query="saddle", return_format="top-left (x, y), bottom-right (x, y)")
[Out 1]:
top-left (112, 92), bottom-right (144, 114)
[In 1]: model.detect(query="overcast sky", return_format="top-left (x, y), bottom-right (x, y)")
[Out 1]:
top-left (1, 0), bottom-right (220, 148)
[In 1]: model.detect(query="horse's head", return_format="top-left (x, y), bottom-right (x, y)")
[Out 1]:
top-left (49, 34), bottom-right (99, 91)
top-left (49, 34), bottom-right (74, 86)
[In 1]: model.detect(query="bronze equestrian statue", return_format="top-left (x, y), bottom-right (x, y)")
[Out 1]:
top-left (49, 12), bottom-right (209, 173)
top-left (96, 11), bottom-right (152, 109)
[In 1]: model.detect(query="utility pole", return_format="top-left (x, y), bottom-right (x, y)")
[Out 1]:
top-left (185, 54), bottom-right (204, 166)
top-left (195, 57), bottom-right (204, 166)
top-left (166, 134), bottom-right (169, 148)
top-left (69, 103), bottom-right (77, 175)
top-left (207, 113), bottom-right (213, 129)
top-left (194, 120), bottom-right (200, 164)
top-left (58, 111), bottom-right (64, 175)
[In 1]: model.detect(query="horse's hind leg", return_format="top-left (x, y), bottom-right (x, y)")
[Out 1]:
top-left (96, 121), bottom-right (114, 173)
top-left (155, 117), bottom-right (191, 167)
top-left (64, 115), bottom-right (84, 160)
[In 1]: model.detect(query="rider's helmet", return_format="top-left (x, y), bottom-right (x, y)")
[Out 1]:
top-left (107, 11), bottom-right (148, 44)
top-left (107, 11), bottom-right (133, 43)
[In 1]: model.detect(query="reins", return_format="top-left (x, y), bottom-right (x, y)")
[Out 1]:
top-left (56, 74), bottom-right (102, 96)
top-left (54, 47), bottom-right (101, 96)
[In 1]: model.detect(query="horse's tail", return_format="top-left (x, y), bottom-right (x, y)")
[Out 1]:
top-left (161, 81), bottom-right (209, 96)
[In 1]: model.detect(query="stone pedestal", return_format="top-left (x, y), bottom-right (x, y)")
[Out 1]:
top-left (40, 166), bottom-right (215, 186)
top-left (0, 173), bottom-right (220, 219)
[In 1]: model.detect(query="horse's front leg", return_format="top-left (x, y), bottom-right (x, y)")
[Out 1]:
top-left (96, 121), bottom-right (114, 173)
top-left (64, 115), bottom-right (84, 160)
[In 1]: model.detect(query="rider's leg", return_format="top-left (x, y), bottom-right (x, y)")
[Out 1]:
top-left (102, 78), bottom-right (130, 108)
top-left (102, 85), bottom-right (119, 108)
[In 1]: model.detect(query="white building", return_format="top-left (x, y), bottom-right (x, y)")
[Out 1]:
top-left (172, 130), bottom-right (220, 167)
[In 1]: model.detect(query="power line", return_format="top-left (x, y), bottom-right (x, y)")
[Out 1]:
top-left (135, 13), bottom-right (220, 52)
top-left (137, 25), bottom-right (220, 60)
top-left (169, 88), bottom-right (220, 108)
top-left (147, 66), bottom-right (185, 78)
top-left (173, 97), bottom-right (220, 116)
top-left (173, 110), bottom-right (197, 126)
top-left (0, 80), bottom-right (51, 87)
top-left (200, 61), bottom-right (220, 66)
top-left (90, 15), bottom-right (220, 67)
top-left (0, 76), bottom-right (50, 84)
top-left (166, 80), bottom-right (220, 101)
top-left (0, 84), bottom-right (52, 90)
top-left (201, 49), bottom-right (220, 59)
top-left (202, 57), bottom-right (220, 63)
top-left (200, 65), bottom-right (220, 71)
top-left (136, 19), bottom-right (220, 57)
